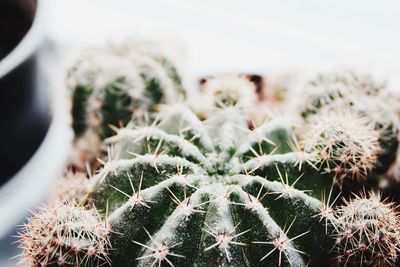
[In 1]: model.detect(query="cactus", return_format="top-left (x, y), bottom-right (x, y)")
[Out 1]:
top-left (67, 40), bottom-right (186, 164)
top-left (18, 201), bottom-right (110, 267)
top-left (18, 42), bottom-right (400, 267)
top-left (332, 192), bottom-right (400, 267)
top-left (87, 104), bottom-right (343, 266)
top-left (300, 109), bottom-right (381, 186)
top-left (296, 71), bottom-right (400, 189)
top-left (190, 75), bottom-right (266, 124)
top-left (297, 71), bottom-right (386, 118)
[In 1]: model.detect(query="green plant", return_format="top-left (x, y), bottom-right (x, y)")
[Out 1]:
top-left (67, 40), bottom-right (186, 164)
top-left (296, 71), bottom-right (400, 189)
top-left (90, 105), bottom-right (340, 266)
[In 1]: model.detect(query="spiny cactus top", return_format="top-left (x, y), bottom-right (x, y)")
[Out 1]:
top-left (89, 102), bottom-right (337, 267)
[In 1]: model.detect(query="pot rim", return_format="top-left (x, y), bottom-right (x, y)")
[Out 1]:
top-left (0, 0), bottom-right (44, 78)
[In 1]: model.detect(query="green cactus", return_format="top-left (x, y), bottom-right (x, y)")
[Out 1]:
top-left (67, 40), bottom-right (186, 164)
top-left (296, 71), bottom-right (400, 189)
top-left (88, 104), bottom-right (340, 266)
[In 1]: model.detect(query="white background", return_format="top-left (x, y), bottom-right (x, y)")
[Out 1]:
top-left (47, 0), bottom-right (400, 85)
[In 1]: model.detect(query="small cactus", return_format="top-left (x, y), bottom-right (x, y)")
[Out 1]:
top-left (297, 71), bottom-right (400, 189)
top-left (18, 201), bottom-right (110, 267)
top-left (332, 192), bottom-right (400, 267)
top-left (199, 75), bottom-right (258, 109)
top-left (300, 109), bottom-right (381, 185)
top-left (67, 39), bottom-right (186, 164)
top-left (191, 75), bottom-right (265, 122)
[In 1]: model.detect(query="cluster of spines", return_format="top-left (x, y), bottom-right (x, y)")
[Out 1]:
top-left (332, 193), bottom-right (400, 267)
top-left (18, 201), bottom-right (110, 267)
top-left (300, 109), bottom-right (381, 185)
top-left (297, 71), bottom-right (400, 185)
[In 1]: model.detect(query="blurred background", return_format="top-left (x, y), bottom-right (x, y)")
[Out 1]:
top-left (1, 0), bottom-right (400, 266)
top-left (47, 0), bottom-right (400, 83)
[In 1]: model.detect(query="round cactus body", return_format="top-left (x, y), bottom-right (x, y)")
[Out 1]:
top-left (67, 40), bottom-right (186, 164)
top-left (300, 109), bottom-right (381, 185)
top-left (297, 71), bottom-right (400, 189)
top-left (84, 104), bottom-right (341, 267)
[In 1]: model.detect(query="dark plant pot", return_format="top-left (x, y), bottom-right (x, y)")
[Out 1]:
top-left (0, 0), bottom-right (50, 184)
top-left (0, 0), bottom-right (72, 238)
